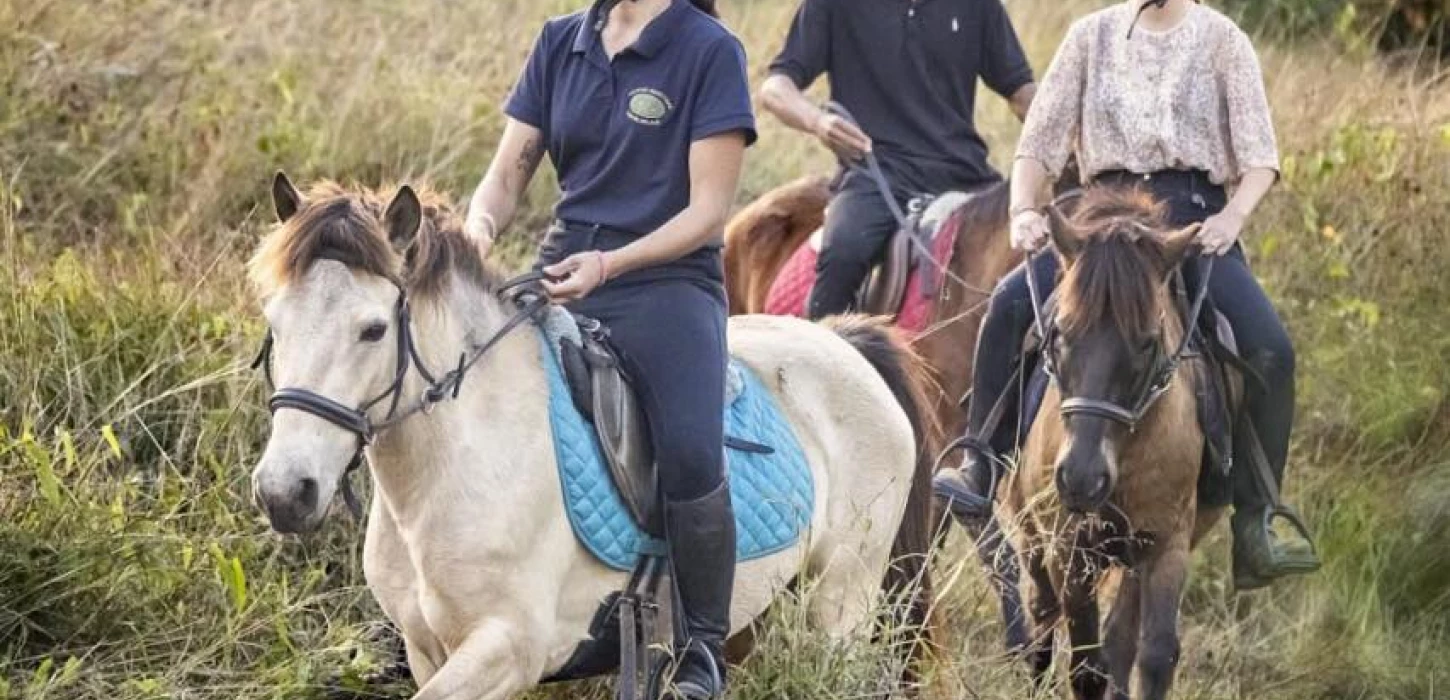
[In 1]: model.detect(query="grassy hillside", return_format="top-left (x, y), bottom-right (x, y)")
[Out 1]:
top-left (0, 0), bottom-right (1447, 698)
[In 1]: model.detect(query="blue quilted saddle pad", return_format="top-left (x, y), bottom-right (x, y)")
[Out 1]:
top-left (538, 332), bottom-right (815, 571)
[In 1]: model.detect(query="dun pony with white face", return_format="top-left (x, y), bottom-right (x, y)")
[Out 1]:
top-left (248, 176), bottom-right (936, 699)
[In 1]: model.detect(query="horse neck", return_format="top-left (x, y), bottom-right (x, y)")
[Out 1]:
top-left (365, 280), bottom-right (551, 525)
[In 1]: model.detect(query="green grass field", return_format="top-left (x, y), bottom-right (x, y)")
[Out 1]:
top-left (0, 0), bottom-right (1447, 697)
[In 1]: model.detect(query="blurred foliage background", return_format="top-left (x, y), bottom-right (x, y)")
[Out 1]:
top-left (0, 0), bottom-right (1446, 698)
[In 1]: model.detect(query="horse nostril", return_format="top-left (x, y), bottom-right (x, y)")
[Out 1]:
top-left (296, 477), bottom-right (319, 511)
top-left (1094, 474), bottom-right (1110, 499)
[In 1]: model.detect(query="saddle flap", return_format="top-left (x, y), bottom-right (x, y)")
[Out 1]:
top-left (861, 225), bottom-right (913, 317)
top-left (584, 337), bottom-right (664, 537)
top-left (556, 326), bottom-right (664, 538)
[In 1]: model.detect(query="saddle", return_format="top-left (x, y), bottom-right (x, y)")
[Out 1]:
top-left (858, 195), bottom-right (940, 316)
top-left (544, 307), bottom-right (760, 539)
top-left (552, 314), bottom-right (666, 536)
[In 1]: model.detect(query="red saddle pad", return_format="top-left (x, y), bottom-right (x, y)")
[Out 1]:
top-left (762, 212), bottom-right (963, 336)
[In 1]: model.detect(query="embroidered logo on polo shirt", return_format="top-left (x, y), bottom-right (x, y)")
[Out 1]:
top-left (626, 88), bottom-right (674, 126)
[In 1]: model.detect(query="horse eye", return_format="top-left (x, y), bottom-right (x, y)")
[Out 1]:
top-left (359, 322), bottom-right (388, 343)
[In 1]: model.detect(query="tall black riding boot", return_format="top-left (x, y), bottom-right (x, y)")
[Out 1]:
top-left (664, 482), bottom-right (735, 699)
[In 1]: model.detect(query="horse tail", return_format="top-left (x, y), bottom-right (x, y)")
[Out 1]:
top-left (822, 314), bottom-right (942, 667)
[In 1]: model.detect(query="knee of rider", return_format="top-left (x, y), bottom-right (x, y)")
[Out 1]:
top-left (656, 437), bottom-right (726, 501)
top-left (1246, 338), bottom-right (1295, 386)
top-left (817, 237), bottom-right (874, 272)
top-left (985, 290), bottom-right (1029, 335)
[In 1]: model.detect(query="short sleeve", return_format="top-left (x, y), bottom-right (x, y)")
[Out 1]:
top-left (1221, 29), bottom-right (1280, 178)
top-left (767, 0), bottom-right (831, 89)
top-left (1015, 18), bottom-right (1091, 178)
top-left (691, 38), bottom-right (758, 146)
top-left (980, 0), bottom-right (1034, 99)
top-left (504, 24), bottom-right (553, 131)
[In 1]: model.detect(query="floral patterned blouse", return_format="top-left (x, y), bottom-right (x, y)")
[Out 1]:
top-left (1016, 2), bottom-right (1280, 186)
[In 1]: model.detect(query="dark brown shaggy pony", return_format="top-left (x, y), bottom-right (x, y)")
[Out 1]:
top-left (1002, 188), bottom-right (1228, 700)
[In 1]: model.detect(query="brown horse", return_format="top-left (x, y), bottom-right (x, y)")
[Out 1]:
top-left (1001, 189), bottom-right (1229, 700)
top-left (722, 176), bottom-right (831, 315)
top-left (723, 177), bottom-right (1021, 441)
top-left (723, 176), bottom-right (1031, 646)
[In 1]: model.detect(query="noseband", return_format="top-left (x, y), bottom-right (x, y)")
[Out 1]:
top-left (251, 272), bottom-right (551, 517)
top-left (1026, 237), bottom-right (1214, 433)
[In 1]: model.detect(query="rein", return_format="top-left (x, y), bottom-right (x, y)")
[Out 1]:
top-left (822, 102), bottom-right (986, 296)
top-left (1028, 213), bottom-right (1215, 432)
top-left (252, 271), bottom-right (552, 517)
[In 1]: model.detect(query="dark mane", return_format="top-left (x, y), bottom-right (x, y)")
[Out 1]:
top-left (953, 180), bottom-right (1011, 242)
top-left (249, 180), bottom-right (504, 300)
top-left (1056, 187), bottom-right (1176, 342)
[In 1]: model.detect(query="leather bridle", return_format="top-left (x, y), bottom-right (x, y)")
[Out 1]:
top-left (252, 271), bottom-right (551, 516)
top-left (1028, 219), bottom-right (1214, 433)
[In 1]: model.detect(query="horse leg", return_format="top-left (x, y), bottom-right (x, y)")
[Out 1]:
top-left (1135, 539), bottom-right (1191, 700)
top-left (1064, 544), bottom-right (1109, 700)
top-left (364, 496), bottom-right (443, 685)
top-left (967, 515), bottom-right (1030, 654)
top-left (410, 618), bottom-right (542, 700)
top-left (805, 551), bottom-right (878, 640)
top-left (402, 638), bottom-right (441, 688)
top-left (1103, 571), bottom-right (1141, 700)
top-left (1020, 539), bottom-right (1060, 685)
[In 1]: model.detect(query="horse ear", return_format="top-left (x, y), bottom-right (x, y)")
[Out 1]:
top-left (1047, 204), bottom-right (1082, 261)
top-left (384, 185), bottom-right (423, 250)
top-left (272, 171), bottom-right (303, 223)
top-left (1161, 222), bottom-right (1201, 272)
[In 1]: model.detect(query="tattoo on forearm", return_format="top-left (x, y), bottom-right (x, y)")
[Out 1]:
top-left (516, 136), bottom-right (544, 174)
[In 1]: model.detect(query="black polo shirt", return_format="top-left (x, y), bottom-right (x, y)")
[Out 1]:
top-left (769, 0), bottom-right (1033, 194)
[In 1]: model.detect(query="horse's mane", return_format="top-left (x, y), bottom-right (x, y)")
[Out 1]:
top-left (951, 180), bottom-right (1011, 246)
top-left (249, 180), bottom-right (504, 300)
top-left (1056, 187), bottom-right (1176, 342)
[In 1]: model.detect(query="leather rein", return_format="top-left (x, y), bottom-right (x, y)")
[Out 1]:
top-left (1027, 212), bottom-right (1215, 433)
top-left (251, 271), bottom-right (552, 517)
top-left (822, 101), bottom-right (991, 297)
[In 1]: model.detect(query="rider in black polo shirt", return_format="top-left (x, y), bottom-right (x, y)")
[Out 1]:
top-left (759, 0), bottom-right (1037, 319)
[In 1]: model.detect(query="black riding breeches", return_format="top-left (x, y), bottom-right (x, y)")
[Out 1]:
top-left (807, 171), bottom-right (908, 320)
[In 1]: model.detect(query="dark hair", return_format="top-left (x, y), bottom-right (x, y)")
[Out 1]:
top-left (689, 0), bottom-right (718, 18)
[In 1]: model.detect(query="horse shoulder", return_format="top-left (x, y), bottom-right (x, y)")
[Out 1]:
top-left (1116, 386), bottom-right (1202, 534)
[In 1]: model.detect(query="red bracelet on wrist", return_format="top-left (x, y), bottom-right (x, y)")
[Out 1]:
top-left (595, 250), bottom-right (610, 285)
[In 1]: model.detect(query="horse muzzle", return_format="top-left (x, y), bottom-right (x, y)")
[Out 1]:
top-left (1055, 458), bottom-right (1116, 515)
top-left (253, 462), bottom-right (328, 534)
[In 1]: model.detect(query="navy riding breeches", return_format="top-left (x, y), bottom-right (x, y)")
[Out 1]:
top-left (540, 223), bottom-right (728, 502)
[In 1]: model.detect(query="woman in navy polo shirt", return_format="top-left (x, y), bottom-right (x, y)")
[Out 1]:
top-left (462, 0), bottom-right (753, 696)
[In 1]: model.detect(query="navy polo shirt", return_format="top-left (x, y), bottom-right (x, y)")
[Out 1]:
top-left (505, 1), bottom-right (757, 237)
top-left (769, 0), bottom-right (1033, 194)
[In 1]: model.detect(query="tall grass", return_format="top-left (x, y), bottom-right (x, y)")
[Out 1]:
top-left (0, 0), bottom-right (1447, 697)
